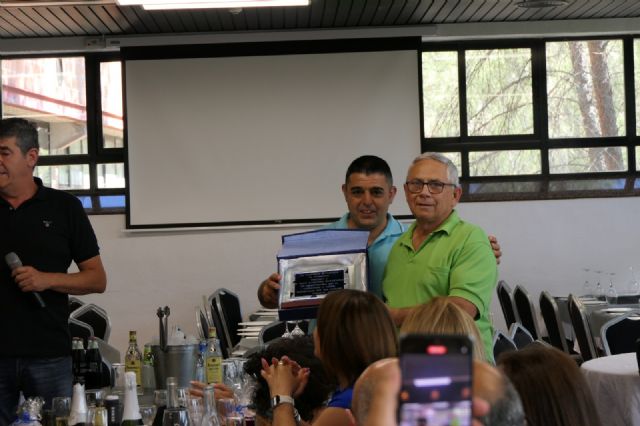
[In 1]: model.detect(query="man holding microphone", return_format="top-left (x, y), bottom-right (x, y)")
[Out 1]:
top-left (0, 118), bottom-right (107, 424)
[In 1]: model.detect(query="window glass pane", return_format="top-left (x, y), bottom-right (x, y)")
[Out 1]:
top-left (100, 62), bottom-right (124, 149)
top-left (549, 147), bottom-right (627, 173)
top-left (547, 40), bottom-right (625, 138)
top-left (466, 49), bottom-right (533, 136)
top-left (97, 162), bottom-right (125, 188)
top-left (76, 196), bottom-right (93, 209)
top-left (469, 150), bottom-right (540, 176)
top-left (99, 195), bottom-right (126, 208)
top-left (549, 178), bottom-right (626, 191)
top-left (469, 181), bottom-right (541, 194)
top-left (635, 40), bottom-right (640, 136)
top-left (35, 164), bottom-right (90, 190)
top-left (423, 51), bottom-right (459, 137)
top-left (1, 57), bottom-right (87, 155)
top-left (439, 152), bottom-right (462, 175)
top-left (637, 146), bottom-right (640, 171)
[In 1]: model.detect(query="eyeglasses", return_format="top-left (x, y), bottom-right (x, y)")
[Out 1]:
top-left (405, 179), bottom-right (457, 194)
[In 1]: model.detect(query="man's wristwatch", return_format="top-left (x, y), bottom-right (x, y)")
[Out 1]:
top-left (271, 395), bottom-right (301, 424)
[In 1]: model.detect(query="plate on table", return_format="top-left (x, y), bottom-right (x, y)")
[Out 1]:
top-left (583, 300), bottom-right (607, 305)
top-left (602, 307), bottom-right (634, 314)
top-left (238, 321), bottom-right (273, 326)
top-left (238, 326), bottom-right (264, 332)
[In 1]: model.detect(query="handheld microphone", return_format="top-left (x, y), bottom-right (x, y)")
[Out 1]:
top-left (4, 252), bottom-right (46, 308)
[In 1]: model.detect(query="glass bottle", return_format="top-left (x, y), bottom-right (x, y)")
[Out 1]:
top-left (86, 336), bottom-right (103, 389)
top-left (162, 377), bottom-right (191, 426)
top-left (205, 328), bottom-right (222, 385)
top-left (121, 371), bottom-right (143, 425)
top-left (72, 337), bottom-right (86, 385)
top-left (142, 343), bottom-right (156, 392)
top-left (199, 385), bottom-right (220, 426)
top-left (152, 390), bottom-right (167, 426)
top-left (69, 383), bottom-right (88, 425)
top-left (194, 340), bottom-right (206, 383)
top-left (125, 331), bottom-right (143, 387)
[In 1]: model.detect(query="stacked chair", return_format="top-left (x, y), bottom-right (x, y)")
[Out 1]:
top-left (567, 294), bottom-right (599, 362)
top-left (601, 312), bottom-right (640, 356)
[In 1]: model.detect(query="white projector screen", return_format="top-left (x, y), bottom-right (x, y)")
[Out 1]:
top-left (125, 47), bottom-right (420, 228)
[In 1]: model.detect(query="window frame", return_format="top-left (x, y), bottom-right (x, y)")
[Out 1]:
top-left (0, 52), bottom-right (125, 214)
top-left (421, 36), bottom-right (640, 202)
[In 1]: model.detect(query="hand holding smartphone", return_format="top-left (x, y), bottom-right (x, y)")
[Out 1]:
top-left (398, 334), bottom-right (473, 426)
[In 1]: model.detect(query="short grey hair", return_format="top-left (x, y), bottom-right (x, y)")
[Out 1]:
top-left (411, 152), bottom-right (459, 187)
top-left (482, 374), bottom-right (526, 426)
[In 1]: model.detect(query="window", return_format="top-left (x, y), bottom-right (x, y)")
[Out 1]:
top-left (1, 54), bottom-right (124, 212)
top-left (422, 37), bottom-right (640, 201)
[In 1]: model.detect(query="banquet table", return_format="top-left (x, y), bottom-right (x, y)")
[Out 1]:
top-left (581, 352), bottom-right (640, 426)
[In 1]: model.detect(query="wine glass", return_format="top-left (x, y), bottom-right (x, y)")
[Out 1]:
top-left (627, 267), bottom-right (640, 295)
top-left (139, 405), bottom-right (157, 426)
top-left (290, 321), bottom-right (305, 337)
top-left (281, 322), bottom-right (293, 338)
top-left (594, 270), bottom-right (605, 300)
top-left (582, 268), bottom-right (593, 297)
top-left (606, 272), bottom-right (618, 303)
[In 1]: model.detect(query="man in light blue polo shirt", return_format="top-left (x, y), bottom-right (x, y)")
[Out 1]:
top-left (258, 155), bottom-right (404, 306)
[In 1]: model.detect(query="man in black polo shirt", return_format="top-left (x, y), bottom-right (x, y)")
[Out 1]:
top-left (0, 118), bottom-right (107, 424)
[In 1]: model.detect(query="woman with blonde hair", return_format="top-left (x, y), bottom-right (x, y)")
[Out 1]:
top-left (400, 296), bottom-right (487, 361)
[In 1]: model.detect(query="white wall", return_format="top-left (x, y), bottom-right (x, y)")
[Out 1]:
top-left (79, 196), bottom-right (640, 354)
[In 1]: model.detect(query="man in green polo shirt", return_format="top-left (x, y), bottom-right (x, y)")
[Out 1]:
top-left (383, 152), bottom-right (497, 359)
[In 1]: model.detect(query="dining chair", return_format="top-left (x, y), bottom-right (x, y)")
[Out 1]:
top-left (539, 291), bottom-right (572, 353)
top-left (68, 317), bottom-right (94, 348)
top-left (68, 296), bottom-right (85, 313)
top-left (496, 280), bottom-right (519, 329)
top-left (513, 285), bottom-right (543, 340)
top-left (213, 288), bottom-right (243, 351)
top-left (601, 311), bottom-right (640, 356)
top-left (208, 293), bottom-right (231, 358)
top-left (69, 303), bottom-right (111, 343)
top-left (493, 330), bottom-right (517, 361)
top-left (509, 322), bottom-right (535, 349)
top-left (568, 294), bottom-right (598, 361)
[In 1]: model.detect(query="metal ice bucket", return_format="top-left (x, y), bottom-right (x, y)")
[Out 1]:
top-left (151, 344), bottom-right (198, 389)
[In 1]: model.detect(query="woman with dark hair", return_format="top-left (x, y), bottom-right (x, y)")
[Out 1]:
top-left (498, 343), bottom-right (602, 426)
top-left (261, 289), bottom-right (398, 426)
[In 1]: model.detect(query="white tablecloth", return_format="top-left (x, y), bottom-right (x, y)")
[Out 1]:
top-left (581, 352), bottom-right (640, 426)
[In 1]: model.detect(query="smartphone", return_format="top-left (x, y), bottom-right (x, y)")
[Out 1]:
top-left (398, 334), bottom-right (473, 426)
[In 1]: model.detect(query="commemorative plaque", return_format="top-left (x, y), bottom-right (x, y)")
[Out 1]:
top-left (276, 229), bottom-right (369, 319)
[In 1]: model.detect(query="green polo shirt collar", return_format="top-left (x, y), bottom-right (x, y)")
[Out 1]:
top-left (399, 210), bottom-right (460, 252)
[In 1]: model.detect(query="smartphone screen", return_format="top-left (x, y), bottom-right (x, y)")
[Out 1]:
top-left (398, 334), bottom-right (473, 426)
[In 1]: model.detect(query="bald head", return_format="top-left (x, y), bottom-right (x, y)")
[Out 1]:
top-left (352, 358), bottom-right (400, 426)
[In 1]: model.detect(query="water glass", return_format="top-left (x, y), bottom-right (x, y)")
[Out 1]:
top-left (176, 387), bottom-right (190, 408)
top-left (162, 408), bottom-right (191, 426)
top-left (87, 405), bottom-right (108, 426)
top-left (224, 414), bottom-right (243, 426)
top-left (139, 405), bottom-right (158, 426)
top-left (185, 396), bottom-right (204, 425)
top-left (52, 396), bottom-right (71, 425)
top-left (111, 363), bottom-right (126, 393)
top-left (217, 398), bottom-right (236, 420)
top-left (85, 389), bottom-right (105, 407)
